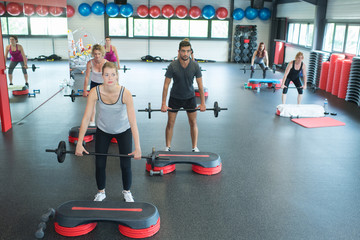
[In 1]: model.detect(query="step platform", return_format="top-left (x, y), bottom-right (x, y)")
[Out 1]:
top-left (11, 85), bottom-right (29, 95)
top-left (246, 79), bottom-right (281, 91)
top-left (54, 200), bottom-right (160, 238)
top-left (68, 126), bottom-right (118, 144)
top-left (195, 87), bottom-right (209, 97)
top-left (146, 151), bottom-right (222, 176)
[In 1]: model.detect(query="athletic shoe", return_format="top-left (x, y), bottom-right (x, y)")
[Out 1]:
top-left (164, 147), bottom-right (171, 151)
top-left (25, 82), bottom-right (29, 87)
top-left (89, 122), bottom-right (96, 127)
top-left (94, 192), bottom-right (106, 201)
top-left (9, 83), bottom-right (13, 85)
top-left (192, 147), bottom-right (200, 152)
top-left (122, 190), bottom-right (134, 202)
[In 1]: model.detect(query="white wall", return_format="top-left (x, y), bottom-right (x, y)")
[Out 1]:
top-left (326, 0), bottom-right (360, 20)
top-left (276, 2), bottom-right (315, 20)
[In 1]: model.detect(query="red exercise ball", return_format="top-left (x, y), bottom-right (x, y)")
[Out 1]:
top-left (137, 5), bottom-right (148, 18)
top-left (67, 5), bottom-right (75, 18)
top-left (36, 5), bottom-right (49, 17)
top-left (216, 7), bottom-right (228, 20)
top-left (149, 6), bottom-right (160, 18)
top-left (175, 5), bottom-right (187, 18)
top-left (189, 6), bottom-right (201, 19)
top-left (23, 4), bottom-right (35, 16)
top-left (6, 2), bottom-right (22, 16)
top-left (0, 3), bottom-right (6, 16)
top-left (162, 4), bottom-right (174, 18)
top-left (49, 6), bottom-right (63, 17)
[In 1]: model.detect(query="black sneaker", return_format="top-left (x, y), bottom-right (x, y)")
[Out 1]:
top-left (9, 83), bottom-right (13, 85)
top-left (25, 82), bottom-right (29, 87)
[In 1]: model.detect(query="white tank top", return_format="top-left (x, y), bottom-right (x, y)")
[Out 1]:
top-left (96, 85), bottom-right (130, 134)
top-left (91, 59), bottom-right (106, 83)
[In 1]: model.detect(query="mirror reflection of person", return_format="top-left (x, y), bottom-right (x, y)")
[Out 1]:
top-left (281, 52), bottom-right (307, 104)
top-left (76, 62), bottom-right (141, 202)
top-left (4, 35), bottom-right (28, 86)
top-left (104, 36), bottom-right (120, 69)
top-left (83, 44), bottom-right (107, 126)
top-left (250, 42), bottom-right (269, 79)
top-left (162, 40), bottom-right (206, 152)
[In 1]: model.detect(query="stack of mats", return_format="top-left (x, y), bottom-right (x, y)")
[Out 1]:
top-left (338, 60), bottom-right (352, 99)
top-left (326, 54), bottom-right (345, 93)
top-left (319, 62), bottom-right (330, 90)
top-left (346, 57), bottom-right (360, 106)
top-left (307, 50), bottom-right (331, 87)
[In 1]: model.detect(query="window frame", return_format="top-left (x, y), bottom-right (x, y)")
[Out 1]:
top-left (286, 21), bottom-right (314, 49)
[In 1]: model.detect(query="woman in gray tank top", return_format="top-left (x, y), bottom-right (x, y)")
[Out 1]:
top-left (75, 62), bottom-right (141, 202)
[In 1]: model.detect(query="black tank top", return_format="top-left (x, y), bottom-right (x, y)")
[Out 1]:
top-left (288, 61), bottom-right (303, 80)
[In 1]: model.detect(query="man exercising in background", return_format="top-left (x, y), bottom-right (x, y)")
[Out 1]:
top-left (161, 40), bottom-right (206, 152)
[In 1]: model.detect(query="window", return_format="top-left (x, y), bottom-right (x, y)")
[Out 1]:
top-left (292, 24), bottom-right (300, 44)
top-left (333, 24), bottom-right (346, 52)
top-left (30, 18), bottom-right (67, 35)
top-left (1, 17), bottom-right (8, 35)
top-left (171, 19), bottom-right (190, 37)
top-left (298, 24), bottom-right (307, 45)
top-left (323, 23), bottom-right (335, 51)
top-left (151, 19), bottom-right (168, 37)
top-left (190, 20), bottom-right (208, 38)
top-left (345, 25), bottom-right (360, 54)
top-left (287, 23), bottom-right (294, 43)
top-left (134, 19), bottom-right (149, 36)
top-left (306, 24), bottom-right (314, 47)
top-left (211, 20), bottom-right (228, 38)
top-left (109, 18), bottom-right (127, 36)
top-left (8, 17), bottom-right (28, 35)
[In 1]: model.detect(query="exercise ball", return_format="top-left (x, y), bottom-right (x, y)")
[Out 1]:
top-left (36, 5), bottom-right (49, 17)
top-left (23, 4), bottom-right (35, 17)
top-left (6, 2), bottom-right (22, 16)
top-left (149, 6), bottom-right (160, 18)
top-left (67, 5), bottom-right (75, 18)
top-left (120, 4), bottom-right (133, 17)
top-left (106, 3), bottom-right (119, 17)
top-left (233, 8), bottom-right (245, 20)
top-left (258, 8), bottom-right (271, 21)
top-left (78, 3), bottom-right (91, 17)
top-left (162, 4), bottom-right (174, 18)
top-left (216, 7), bottom-right (228, 20)
top-left (175, 5), bottom-right (187, 18)
top-left (189, 6), bottom-right (201, 19)
top-left (202, 5), bottom-right (215, 19)
top-left (49, 7), bottom-right (63, 17)
top-left (91, 1), bottom-right (105, 15)
top-left (137, 5), bottom-right (148, 18)
top-left (0, 3), bottom-right (5, 16)
top-left (245, 7), bottom-right (258, 20)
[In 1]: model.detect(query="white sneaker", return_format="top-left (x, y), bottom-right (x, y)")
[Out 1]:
top-left (89, 121), bottom-right (96, 127)
top-left (192, 147), bottom-right (200, 152)
top-left (164, 147), bottom-right (171, 151)
top-left (122, 190), bottom-right (134, 202)
top-left (94, 192), bottom-right (106, 201)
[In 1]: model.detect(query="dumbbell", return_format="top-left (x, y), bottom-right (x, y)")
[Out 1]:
top-left (28, 89), bottom-right (40, 97)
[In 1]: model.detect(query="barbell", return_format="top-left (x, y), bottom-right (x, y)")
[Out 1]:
top-left (242, 64), bottom-right (276, 74)
top-left (64, 89), bottom-right (136, 102)
top-left (120, 65), bottom-right (131, 73)
top-left (138, 101), bottom-right (228, 119)
top-left (6, 63), bottom-right (39, 72)
top-left (162, 66), bottom-right (206, 71)
top-left (45, 141), bottom-right (168, 169)
top-left (271, 85), bottom-right (318, 93)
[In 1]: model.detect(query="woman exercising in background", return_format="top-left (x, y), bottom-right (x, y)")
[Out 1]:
top-left (250, 42), bottom-right (269, 78)
top-left (104, 36), bottom-right (120, 69)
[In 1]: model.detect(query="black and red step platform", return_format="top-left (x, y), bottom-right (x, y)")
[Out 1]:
top-left (195, 87), bottom-right (208, 97)
top-left (145, 151), bottom-right (222, 176)
top-left (54, 200), bottom-right (160, 238)
top-left (68, 126), bottom-right (117, 144)
top-left (10, 85), bottom-right (29, 95)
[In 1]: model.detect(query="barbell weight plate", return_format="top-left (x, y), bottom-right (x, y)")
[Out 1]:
top-left (57, 141), bottom-right (66, 163)
top-left (148, 102), bottom-right (152, 119)
top-left (214, 101), bottom-right (219, 118)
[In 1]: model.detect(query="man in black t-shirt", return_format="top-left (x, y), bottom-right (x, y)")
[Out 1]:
top-left (161, 40), bottom-right (206, 152)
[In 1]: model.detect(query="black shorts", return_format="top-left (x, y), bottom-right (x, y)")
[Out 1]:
top-left (168, 96), bottom-right (197, 113)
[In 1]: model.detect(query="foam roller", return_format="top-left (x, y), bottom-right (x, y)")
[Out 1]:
top-left (319, 61), bottom-right (330, 90)
top-left (338, 60), bottom-right (352, 99)
top-left (331, 59), bottom-right (344, 96)
top-left (326, 54), bottom-right (345, 93)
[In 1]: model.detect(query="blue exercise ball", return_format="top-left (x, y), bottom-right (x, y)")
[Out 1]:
top-left (233, 8), bottom-right (245, 20)
top-left (78, 3), bottom-right (91, 17)
top-left (91, 1), bottom-right (105, 15)
top-left (106, 2), bottom-right (119, 17)
top-left (258, 7), bottom-right (271, 21)
top-left (119, 3), bottom-right (133, 17)
top-left (245, 6), bottom-right (258, 20)
top-left (202, 5), bottom-right (215, 19)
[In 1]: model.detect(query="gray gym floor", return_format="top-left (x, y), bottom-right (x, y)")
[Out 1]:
top-left (1, 60), bottom-right (360, 239)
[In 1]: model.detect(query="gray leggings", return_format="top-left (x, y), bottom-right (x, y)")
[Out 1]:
top-left (8, 61), bottom-right (27, 74)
